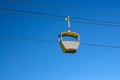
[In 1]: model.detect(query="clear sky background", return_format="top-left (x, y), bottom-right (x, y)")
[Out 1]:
top-left (0, 0), bottom-right (120, 80)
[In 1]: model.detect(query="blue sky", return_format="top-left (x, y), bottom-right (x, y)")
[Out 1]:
top-left (0, 0), bottom-right (120, 80)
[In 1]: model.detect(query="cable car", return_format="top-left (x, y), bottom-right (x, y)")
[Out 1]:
top-left (59, 17), bottom-right (80, 53)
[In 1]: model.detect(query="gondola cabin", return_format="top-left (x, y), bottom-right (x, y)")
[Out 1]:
top-left (59, 31), bottom-right (80, 53)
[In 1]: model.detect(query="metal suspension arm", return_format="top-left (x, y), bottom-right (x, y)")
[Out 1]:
top-left (65, 16), bottom-right (71, 32)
